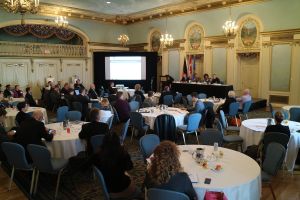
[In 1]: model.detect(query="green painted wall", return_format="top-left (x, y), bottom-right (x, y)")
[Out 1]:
top-left (212, 48), bottom-right (227, 83)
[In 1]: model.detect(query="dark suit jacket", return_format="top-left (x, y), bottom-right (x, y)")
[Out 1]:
top-left (15, 111), bottom-right (31, 126)
top-left (79, 121), bottom-right (109, 154)
top-left (114, 99), bottom-right (130, 122)
top-left (88, 89), bottom-right (99, 99)
top-left (159, 91), bottom-right (174, 104)
top-left (3, 89), bottom-right (11, 98)
top-left (25, 93), bottom-right (37, 107)
top-left (218, 97), bottom-right (236, 114)
top-left (74, 94), bottom-right (90, 120)
top-left (265, 124), bottom-right (291, 138)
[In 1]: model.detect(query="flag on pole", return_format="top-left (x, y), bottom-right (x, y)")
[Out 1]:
top-left (182, 55), bottom-right (188, 76)
top-left (192, 55), bottom-right (196, 80)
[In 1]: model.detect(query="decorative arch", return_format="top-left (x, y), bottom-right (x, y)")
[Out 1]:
top-left (0, 20), bottom-right (90, 45)
top-left (236, 14), bottom-right (263, 49)
top-left (147, 28), bottom-right (161, 52)
top-left (184, 22), bottom-right (205, 51)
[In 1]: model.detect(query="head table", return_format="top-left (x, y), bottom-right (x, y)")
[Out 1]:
top-left (4, 107), bottom-right (48, 128)
top-left (139, 107), bottom-right (189, 130)
top-left (179, 145), bottom-right (261, 200)
top-left (45, 122), bottom-right (86, 159)
top-left (240, 118), bottom-right (300, 171)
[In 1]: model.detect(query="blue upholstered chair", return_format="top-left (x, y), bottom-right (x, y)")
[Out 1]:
top-left (197, 93), bottom-right (207, 99)
top-left (147, 188), bottom-right (189, 200)
top-left (178, 113), bottom-right (202, 145)
top-left (56, 106), bottom-right (69, 122)
top-left (65, 111), bottom-right (81, 121)
top-left (163, 95), bottom-right (174, 106)
top-left (174, 92), bottom-right (182, 104)
top-left (219, 110), bottom-right (240, 132)
top-left (120, 119), bottom-right (131, 145)
top-left (129, 100), bottom-right (140, 112)
top-left (90, 135), bottom-right (105, 153)
top-left (139, 134), bottom-right (160, 161)
top-left (239, 101), bottom-right (252, 119)
top-left (228, 102), bottom-right (240, 126)
top-left (186, 95), bottom-right (193, 106)
top-left (199, 129), bottom-right (223, 146)
top-left (289, 107), bottom-right (300, 122)
top-left (129, 112), bottom-right (149, 141)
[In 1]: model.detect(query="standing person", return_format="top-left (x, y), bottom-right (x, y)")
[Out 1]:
top-left (114, 91), bottom-right (130, 122)
top-left (88, 83), bottom-right (99, 99)
top-left (13, 85), bottom-right (24, 98)
top-left (144, 141), bottom-right (198, 200)
top-left (93, 133), bottom-right (140, 199)
top-left (3, 85), bottom-right (12, 98)
top-left (211, 74), bottom-right (221, 84)
top-left (25, 87), bottom-right (37, 107)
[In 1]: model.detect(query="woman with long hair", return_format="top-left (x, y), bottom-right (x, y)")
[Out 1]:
top-left (93, 133), bottom-right (140, 199)
top-left (144, 141), bottom-right (197, 200)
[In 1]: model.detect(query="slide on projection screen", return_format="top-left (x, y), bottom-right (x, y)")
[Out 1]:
top-left (105, 56), bottom-right (146, 80)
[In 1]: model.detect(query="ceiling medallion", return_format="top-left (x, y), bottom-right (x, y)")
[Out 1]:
top-left (3, 0), bottom-right (39, 25)
top-left (118, 34), bottom-right (129, 46)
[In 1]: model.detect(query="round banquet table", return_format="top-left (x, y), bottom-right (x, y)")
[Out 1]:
top-left (45, 122), bottom-right (86, 159)
top-left (200, 98), bottom-right (225, 112)
top-left (240, 118), bottom-right (300, 171)
top-left (282, 105), bottom-right (300, 119)
top-left (143, 92), bottom-right (161, 104)
top-left (179, 145), bottom-right (261, 200)
top-left (4, 107), bottom-right (48, 128)
top-left (139, 107), bottom-right (188, 130)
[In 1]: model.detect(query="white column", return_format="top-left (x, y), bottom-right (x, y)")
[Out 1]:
top-left (204, 41), bottom-right (212, 75)
top-left (161, 49), bottom-right (169, 76)
top-left (259, 37), bottom-right (272, 100)
top-left (290, 36), bottom-right (300, 104)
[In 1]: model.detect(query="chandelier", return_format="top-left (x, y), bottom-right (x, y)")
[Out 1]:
top-left (3, 0), bottom-right (39, 24)
top-left (55, 16), bottom-right (69, 27)
top-left (222, 6), bottom-right (238, 37)
top-left (118, 34), bottom-right (129, 46)
top-left (160, 15), bottom-right (173, 47)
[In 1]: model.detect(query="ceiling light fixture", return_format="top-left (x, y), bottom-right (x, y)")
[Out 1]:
top-left (3, 0), bottom-right (39, 25)
top-left (118, 34), bottom-right (129, 46)
top-left (222, 5), bottom-right (238, 37)
top-left (160, 13), bottom-right (173, 47)
top-left (106, 1), bottom-right (111, 4)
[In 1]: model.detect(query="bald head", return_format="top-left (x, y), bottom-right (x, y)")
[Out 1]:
top-left (32, 110), bottom-right (44, 121)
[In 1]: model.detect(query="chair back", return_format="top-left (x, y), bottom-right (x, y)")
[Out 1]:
top-left (204, 101), bottom-right (214, 109)
top-left (186, 95), bottom-right (193, 106)
top-left (65, 111), bottom-right (82, 121)
top-left (120, 119), bottom-right (131, 145)
top-left (214, 118), bottom-right (224, 135)
top-left (92, 102), bottom-right (101, 109)
top-left (1, 142), bottom-right (31, 170)
top-left (263, 132), bottom-right (290, 152)
top-left (242, 101), bottom-right (252, 114)
top-left (154, 114), bottom-right (177, 142)
top-left (93, 166), bottom-right (110, 200)
top-left (112, 106), bottom-right (120, 123)
top-left (186, 113), bottom-right (202, 132)
top-left (129, 101), bottom-right (140, 112)
top-left (107, 115), bottom-right (114, 129)
top-left (194, 100), bottom-right (205, 113)
top-left (139, 134), bottom-right (160, 160)
top-left (132, 94), bottom-right (142, 106)
top-left (90, 135), bottom-right (105, 153)
top-left (219, 110), bottom-right (228, 128)
top-left (27, 144), bottom-right (53, 172)
top-left (56, 106), bottom-right (69, 122)
top-left (228, 102), bottom-right (239, 117)
top-left (269, 103), bottom-right (274, 117)
top-left (147, 188), bottom-right (189, 200)
top-left (163, 95), bottom-right (174, 106)
top-left (129, 112), bottom-right (144, 131)
top-left (174, 93), bottom-right (182, 104)
top-left (72, 101), bottom-right (82, 112)
top-left (182, 98), bottom-right (188, 107)
top-left (289, 107), bottom-right (300, 122)
top-left (199, 129), bottom-right (223, 146)
top-left (281, 109), bottom-right (289, 120)
top-left (263, 143), bottom-right (286, 176)
top-left (198, 93), bottom-right (207, 99)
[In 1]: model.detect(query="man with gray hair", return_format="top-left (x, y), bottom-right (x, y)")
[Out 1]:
top-left (237, 89), bottom-right (252, 109)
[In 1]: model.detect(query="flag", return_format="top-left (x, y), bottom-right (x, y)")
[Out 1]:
top-left (192, 55), bottom-right (196, 80)
top-left (188, 55), bottom-right (193, 78)
top-left (182, 55), bottom-right (187, 76)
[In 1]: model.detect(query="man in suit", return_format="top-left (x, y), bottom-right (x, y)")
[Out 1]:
top-left (14, 110), bottom-right (55, 162)
top-left (88, 83), bottom-right (99, 99)
top-left (74, 79), bottom-right (85, 90)
top-left (265, 111), bottom-right (290, 138)
top-left (159, 86), bottom-right (174, 104)
top-left (3, 85), bottom-right (12, 98)
top-left (74, 88), bottom-right (90, 120)
top-left (15, 102), bottom-right (31, 126)
top-left (25, 87), bottom-right (37, 107)
top-left (79, 108), bottom-right (109, 155)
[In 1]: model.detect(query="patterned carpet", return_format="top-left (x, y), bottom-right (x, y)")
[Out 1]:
top-left (2, 108), bottom-right (272, 200)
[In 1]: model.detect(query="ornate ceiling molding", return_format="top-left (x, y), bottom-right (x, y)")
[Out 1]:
top-left (0, 0), bottom-right (268, 25)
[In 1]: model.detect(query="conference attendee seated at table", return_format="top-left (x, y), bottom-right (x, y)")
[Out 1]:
top-left (144, 91), bottom-right (157, 107)
top-left (93, 133), bottom-right (140, 199)
top-left (74, 88), bottom-right (90, 120)
top-left (192, 73), bottom-right (200, 82)
top-left (108, 88), bottom-right (118, 105)
top-left (134, 84), bottom-right (145, 102)
top-left (100, 98), bottom-right (114, 112)
top-left (265, 111), bottom-right (290, 138)
top-left (74, 79), bottom-right (85, 90)
top-left (14, 110), bottom-right (55, 162)
top-left (237, 89), bottom-right (252, 109)
top-left (0, 91), bottom-right (9, 108)
top-left (114, 91), bottom-right (131, 122)
top-left (211, 74), bottom-right (221, 84)
top-left (88, 83), bottom-right (99, 99)
top-left (13, 85), bottom-right (24, 98)
top-left (107, 81), bottom-right (115, 94)
top-left (144, 141), bottom-right (197, 200)
top-left (25, 87), bottom-right (37, 107)
top-left (15, 102), bottom-right (31, 126)
top-left (181, 73), bottom-right (190, 82)
top-left (99, 98), bottom-right (114, 123)
top-left (61, 83), bottom-right (71, 96)
top-left (159, 86), bottom-right (174, 104)
top-left (191, 92), bottom-right (199, 107)
top-left (3, 84), bottom-right (13, 98)
top-left (49, 85), bottom-right (61, 110)
top-left (79, 108), bottom-right (109, 155)
top-left (203, 73), bottom-right (211, 83)
top-left (216, 90), bottom-right (236, 114)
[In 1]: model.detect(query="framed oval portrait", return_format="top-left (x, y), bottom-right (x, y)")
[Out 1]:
top-left (187, 25), bottom-right (203, 50)
top-left (240, 19), bottom-right (258, 47)
top-left (150, 31), bottom-right (161, 52)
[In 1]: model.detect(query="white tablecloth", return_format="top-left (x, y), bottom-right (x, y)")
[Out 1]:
top-left (45, 122), bottom-right (86, 159)
top-left (9, 98), bottom-right (25, 104)
top-left (240, 118), bottom-right (300, 171)
top-left (139, 107), bottom-right (188, 129)
top-left (4, 107), bottom-right (48, 128)
top-left (179, 145), bottom-right (261, 200)
top-left (200, 99), bottom-right (225, 112)
top-left (144, 93), bottom-right (161, 104)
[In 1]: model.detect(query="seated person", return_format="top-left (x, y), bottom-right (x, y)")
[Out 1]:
top-left (88, 83), bottom-right (99, 99)
top-left (74, 79), bottom-right (85, 90)
top-left (49, 85), bottom-right (61, 109)
top-left (203, 73), bottom-right (211, 83)
top-left (181, 73), bottom-right (190, 82)
top-left (191, 92), bottom-right (199, 108)
top-left (144, 91), bottom-right (157, 107)
top-left (108, 88), bottom-right (118, 105)
top-left (265, 111), bottom-right (290, 138)
top-left (237, 89), bottom-right (252, 109)
top-left (93, 133), bottom-right (140, 199)
top-left (74, 88), bottom-right (90, 120)
top-left (192, 73), bottom-right (200, 82)
top-left (13, 85), bottom-right (24, 98)
top-left (144, 141), bottom-right (197, 200)
top-left (99, 98), bottom-right (114, 123)
top-left (61, 83), bottom-right (71, 96)
top-left (114, 91), bottom-right (130, 122)
top-left (211, 74), bottom-right (221, 84)
top-left (159, 86), bottom-right (174, 104)
top-left (0, 91), bottom-right (9, 108)
top-left (107, 81), bottom-right (115, 94)
top-left (217, 90), bottom-right (236, 114)
top-left (100, 98), bottom-right (113, 111)
top-left (3, 85), bottom-right (13, 98)
top-left (25, 87), bottom-right (37, 107)
top-left (14, 110), bottom-right (55, 162)
top-left (15, 102), bottom-right (31, 126)
top-left (134, 84), bottom-right (145, 102)
top-left (79, 108), bottom-right (109, 154)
